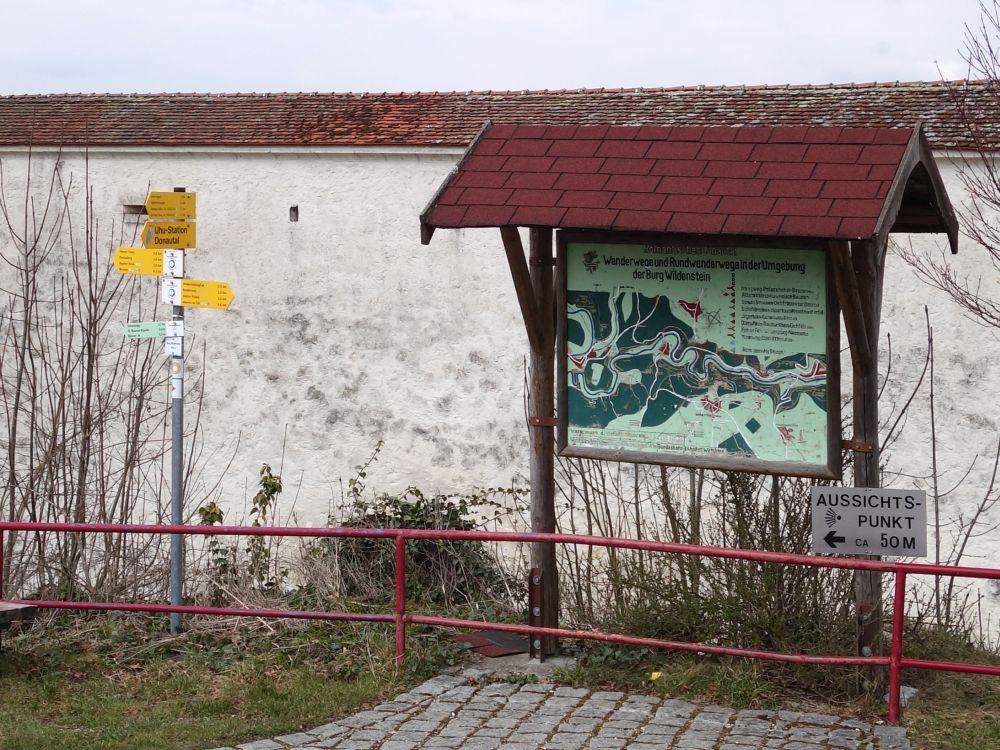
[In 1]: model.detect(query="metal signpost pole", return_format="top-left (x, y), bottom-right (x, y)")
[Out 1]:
top-left (123, 188), bottom-right (214, 635)
top-left (169, 187), bottom-right (186, 635)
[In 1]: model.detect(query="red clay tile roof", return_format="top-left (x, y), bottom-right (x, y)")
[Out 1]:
top-left (422, 124), bottom-right (944, 243)
top-left (0, 81), bottom-right (995, 149)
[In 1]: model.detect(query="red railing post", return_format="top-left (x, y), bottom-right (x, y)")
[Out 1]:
top-left (888, 571), bottom-right (907, 723)
top-left (394, 534), bottom-right (406, 668)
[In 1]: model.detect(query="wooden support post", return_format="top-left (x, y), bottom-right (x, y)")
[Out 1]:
top-left (528, 227), bottom-right (558, 656)
top-left (851, 240), bottom-right (885, 657)
top-left (831, 239), bottom-right (885, 657)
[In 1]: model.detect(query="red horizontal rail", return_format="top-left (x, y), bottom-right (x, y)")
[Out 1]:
top-left (0, 599), bottom-right (393, 624)
top-left (3, 519), bottom-right (998, 579)
top-left (1, 519), bottom-right (997, 726)
top-left (900, 657), bottom-right (1000, 676)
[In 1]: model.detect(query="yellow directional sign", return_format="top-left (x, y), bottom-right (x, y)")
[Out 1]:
top-left (114, 247), bottom-right (184, 276)
top-left (114, 246), bottom-right (164, 275)
top-left (161, 278), bottom-right (234, 310)
top-left (141, 221), bottom-right (196, 249)
top-left (144, 191), bottom-right (196, 220)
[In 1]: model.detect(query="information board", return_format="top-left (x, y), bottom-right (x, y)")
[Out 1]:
top-left (557, 233), bottom-right (840, 478)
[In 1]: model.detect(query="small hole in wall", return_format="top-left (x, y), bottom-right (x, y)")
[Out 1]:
top-left (289, 205), bottom-right (299, 222)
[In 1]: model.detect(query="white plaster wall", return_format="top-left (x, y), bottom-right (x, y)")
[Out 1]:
top-left (0, 146), bottom-right (997, 603)
top-left (0, 146), bottom-right (529, 526)
top-left (878, 154), bottom-right (1000, 578)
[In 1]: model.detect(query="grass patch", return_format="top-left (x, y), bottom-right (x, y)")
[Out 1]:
top-left (2, 609), bottom-right (996, 750)
top-left (899, 667), bottom-right (1000, 750)
top-left (554, 644), bottom-right (874, 714)
top-left (0, 614), bottom-right (463, 750)
top-left (553, 639), bottom-right (1000, 750)
top-left (898, 626), bottom-right (1000, 750)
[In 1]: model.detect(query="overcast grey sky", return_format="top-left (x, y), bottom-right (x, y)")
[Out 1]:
top-left (0, 0), bottom-right (989, 95)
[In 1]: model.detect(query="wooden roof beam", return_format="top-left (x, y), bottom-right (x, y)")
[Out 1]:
top-left (830, 239), bottom-right (873, 375)
top-left (875, 125), bottom-right (959, 257)
top-left (500, 226), bottom-right (545, 353)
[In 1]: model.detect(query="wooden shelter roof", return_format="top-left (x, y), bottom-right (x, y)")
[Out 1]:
top-left (420, 123), bottom-right (958, 252)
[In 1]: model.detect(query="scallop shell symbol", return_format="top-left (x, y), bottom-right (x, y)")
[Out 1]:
top-left (825, 508), bottom-right (839, 527)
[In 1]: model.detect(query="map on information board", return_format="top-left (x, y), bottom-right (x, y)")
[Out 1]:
top-left (561, 237), bottom-right (836, 476)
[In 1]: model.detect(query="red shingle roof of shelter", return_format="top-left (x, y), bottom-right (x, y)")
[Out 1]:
top-left (0, 81), bottom-right (995, 149)
top-left (421, 124), bottom-right (942, 243)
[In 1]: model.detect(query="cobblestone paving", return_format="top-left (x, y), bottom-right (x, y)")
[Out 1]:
top-left (209, 675), bottom-right (911, 750)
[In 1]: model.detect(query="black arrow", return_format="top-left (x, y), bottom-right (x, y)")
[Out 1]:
top-left (824, 530), bottom-right (846, 549)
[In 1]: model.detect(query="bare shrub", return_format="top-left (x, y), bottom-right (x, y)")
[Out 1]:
top-left (555, 460), bottom-right (855, 654)
top-left (310, 443), bottom-right (526, 612)
top-left (0, 153), bottom-right (208, 602)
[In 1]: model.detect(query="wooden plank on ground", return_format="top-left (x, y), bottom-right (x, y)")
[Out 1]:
top-left (0, 602), bottom-right (37, 627)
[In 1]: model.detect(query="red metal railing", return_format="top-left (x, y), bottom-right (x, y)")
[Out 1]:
top-left (1, 520), bottom-right (998, 724)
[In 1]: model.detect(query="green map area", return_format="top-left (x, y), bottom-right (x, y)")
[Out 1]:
top-left (565, 241), bottom-right (830, 468)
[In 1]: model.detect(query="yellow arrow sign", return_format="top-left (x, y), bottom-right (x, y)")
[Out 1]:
top-left (144, 192), bottom-right (196, 220)
top-left (161, 278), bottom-right (234, 310)
top-left (141, 221), bottom-right (196, 249)
top-left (114, 246), bottom-right (164, 275)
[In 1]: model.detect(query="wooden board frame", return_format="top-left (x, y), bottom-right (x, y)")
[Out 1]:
top-left (556, 229), bottom-right (842, 480)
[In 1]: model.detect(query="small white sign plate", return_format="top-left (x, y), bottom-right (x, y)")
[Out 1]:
top-left (161, 278), bottom-right (181, 306)
top-left (163, 249), bottom-right (184, 278)
top-left (164, 336), bottom-right (183, 358)
top-left (811, 487), bottom-right (927, 558)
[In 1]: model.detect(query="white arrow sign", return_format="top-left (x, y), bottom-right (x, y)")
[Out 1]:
top-left (810, 487), bottom-right (927, 557)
